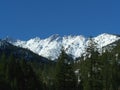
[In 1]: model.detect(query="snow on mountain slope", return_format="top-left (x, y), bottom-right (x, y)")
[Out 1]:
top-left (8, 33), bottom-right (120, 60)
top-left (11, 35), bottom-right (62, 60)
top-left (94, 33), bottom-right (120, 48)
top-left (62, 35), bottom-right (86, 58)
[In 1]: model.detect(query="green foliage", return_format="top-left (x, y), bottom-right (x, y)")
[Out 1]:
top-left (0, 40), bottom-right (120, 90)
top-left (0, 54), bottom-right (43, 90)
top-left (74, 39), bottom-right (120, 90)
top-left (55, 50), bottom-right (77, 90)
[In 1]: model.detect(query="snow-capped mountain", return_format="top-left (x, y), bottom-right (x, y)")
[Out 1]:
top-left (0, 39), bottom-right (50, 63)
top-left (6, 33), bottom-right (120, 60)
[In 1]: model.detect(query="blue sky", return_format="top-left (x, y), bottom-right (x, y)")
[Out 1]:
top-left (0, 0), bottom-right (120, 40)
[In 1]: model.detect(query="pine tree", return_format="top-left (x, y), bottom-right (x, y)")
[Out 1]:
top-left (110, 53), bottom-right (120, 90)
top-left (100, 51), bottom-right (110, 90)
top-left (6, 54), bottom-right (20, 90)
top-left (0, 53), bottom-right (7, 77)
top-left (81, 37), bottom-right (102, 90)
top-left (0, 53), bottom-right (12, 90)
top-left (20, 59), bottom-right (43, 90)
top-left (55, 50), bottom-right (77, 90)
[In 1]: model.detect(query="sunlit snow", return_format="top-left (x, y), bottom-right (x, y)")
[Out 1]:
top-left (8, 33), bottom-right (120, 60)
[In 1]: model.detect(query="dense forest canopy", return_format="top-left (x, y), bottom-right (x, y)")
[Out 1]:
top-left (0, 39), bottom-right (120, 90)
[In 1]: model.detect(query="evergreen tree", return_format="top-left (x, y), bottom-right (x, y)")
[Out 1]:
top-left (19, 59), bottom-right (43, 90)
top-left (81, 37), bottom-right (102, 90)
top-left (0, 53), bottom-right (7, 77)
top-left (55, 50), bottom-right (77, 90)
top-left (100, 51), bottom-right (111, 90)
top-left (110, 53), bottom-right (120, 90)
top-left (0, 53), bottom-right (12, 90)
top-left (6, 54), bottom-right (20, 90)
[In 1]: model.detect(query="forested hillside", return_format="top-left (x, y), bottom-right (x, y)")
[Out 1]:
top-left (0, 39), bottom-right (120, 90)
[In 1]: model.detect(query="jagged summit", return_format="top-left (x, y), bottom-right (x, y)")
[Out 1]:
top-left (3, 33), bottom-right (120, 60)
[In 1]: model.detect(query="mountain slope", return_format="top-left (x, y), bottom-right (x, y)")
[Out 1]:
top-left (0, 39), bottom-right (50, 63)
top-left (6, 33), bottom-right (120, 60)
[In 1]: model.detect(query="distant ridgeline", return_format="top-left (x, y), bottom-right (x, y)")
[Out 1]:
top-left (3, 33), bottom-right (120, 60)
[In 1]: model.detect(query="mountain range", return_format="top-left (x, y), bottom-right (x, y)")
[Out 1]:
top-left (1, 33), bottom-right (120, 61)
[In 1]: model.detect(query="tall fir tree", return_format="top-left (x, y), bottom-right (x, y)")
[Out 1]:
top-left (81, 37), bottom-right (102, 90)
top-left (0, 53), bottom-right (12, 90)
top-left (55, 50), bottom-right (77, 90)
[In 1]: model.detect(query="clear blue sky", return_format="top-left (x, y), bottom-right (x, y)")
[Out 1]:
top-left (0, 0), bottom-right (120, 40)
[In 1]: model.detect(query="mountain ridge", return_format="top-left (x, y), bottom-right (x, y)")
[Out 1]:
top-left (0, 39), bottom-right (50, 63)
top-left (3, 33), bottom-right (120, 60)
